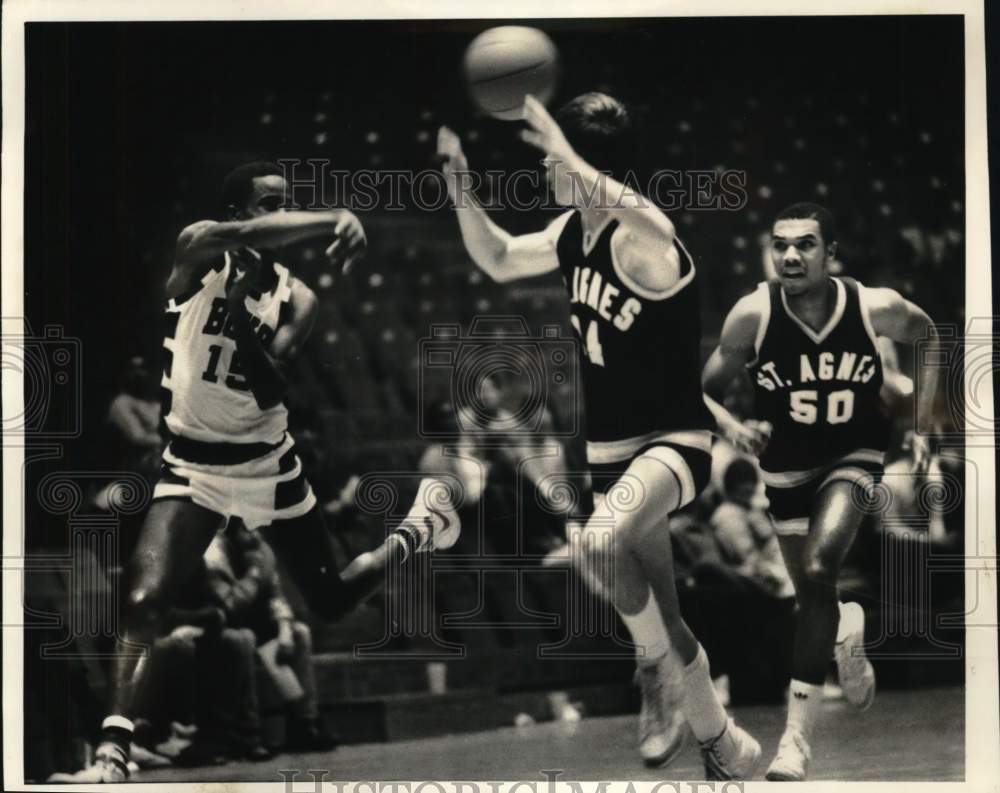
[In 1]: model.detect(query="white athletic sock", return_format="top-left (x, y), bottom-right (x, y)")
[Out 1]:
top-left (395, 477), bottom-right (450, 554)
top-left (787, 679), bottom-right (824, 742)
top-left (101, 715), bottom-right (134, 734)
top-left (618, 587), bottom-right (671, 667)
top-left (680, 644), bottom-right (729, 742)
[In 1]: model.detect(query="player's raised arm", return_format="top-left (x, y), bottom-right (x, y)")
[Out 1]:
top-left (175, 209), bottom-right (365, 267)
top-left (167, 210), bottom-right (365, 299)
top-left (519, 95), bottom-right (676, 251)
top-left (438, 126), bottom-right (563, 283)
top-left (702, 293), bottom-right (772, 456)
top-left (863, 286), bottom-right (940, 471)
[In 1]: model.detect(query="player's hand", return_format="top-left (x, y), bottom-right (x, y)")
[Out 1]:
top-left (726, 419), bottom-right (773, 457)
top-left (519, 94), bottom-right (583, 205)
top-left (276, 622), bottom-right (296, 664)
top-left (437, 126), bottom-right (470, 204)
top-left (226, 247), bottom-right (262, 304)
top-left (911, 432), bottom-right (932, 476)
top-left (170, 625), bottom-right (206, 642)
top-left (325, 210), bottom-right (367, 275)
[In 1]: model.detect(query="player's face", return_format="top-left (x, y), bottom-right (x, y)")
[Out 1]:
top-left (770, 218), bottom-right (830, 296)
top-left (242, 174), bottom-right (290, 219)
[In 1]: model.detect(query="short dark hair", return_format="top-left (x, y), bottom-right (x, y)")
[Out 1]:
top-left (775, 202), bottom-right (837, 246)
top-left (555, 92), bottom-right (637, 182)
top-left (220, 161), bottom-right (283, 214)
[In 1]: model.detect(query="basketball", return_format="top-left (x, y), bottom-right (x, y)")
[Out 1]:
top-left (463, 26), bottom-right (558, 120)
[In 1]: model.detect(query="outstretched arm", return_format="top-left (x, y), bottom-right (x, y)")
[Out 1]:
top-left (865, 286), bottom-right (940, 471)
top-left (167, 210), bottom-right (366, 298)
top-left (702, 294), bottom-right (772, 456)
top-left (518, 96), bottom-right (681, 291)
top-left (438, 126), bottom-right (564, 283)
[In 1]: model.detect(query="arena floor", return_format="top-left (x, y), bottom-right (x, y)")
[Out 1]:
top-left (138, 685), bottom-right (963, 783)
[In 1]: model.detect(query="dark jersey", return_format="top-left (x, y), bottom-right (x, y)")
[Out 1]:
top-left (555, 211), bottom-right (712, 445)
top-left (749, 277), bottom-right (891, 477)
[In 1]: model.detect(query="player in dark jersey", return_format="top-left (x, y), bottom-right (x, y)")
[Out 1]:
top-left (438, 94), bottom-right (760, 780)
top-left (702, 202), bottom-right (940, 781)
top-left (63, 163), bottom-right (460, 783)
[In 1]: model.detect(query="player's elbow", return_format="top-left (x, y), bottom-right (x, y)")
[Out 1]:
top-left (474, 247), bottom-right (514, 283)
top-left (700, 351), bottom-right (729, 396)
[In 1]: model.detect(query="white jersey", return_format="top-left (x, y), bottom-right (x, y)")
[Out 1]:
top-left (161, 252), bottom-right (292, 445)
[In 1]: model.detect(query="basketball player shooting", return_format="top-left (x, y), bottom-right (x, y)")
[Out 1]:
top-left (438, 94), bottom-right (760, 780)
top-left (64, 162), bottom-right (461, 782)
top-left (702, 203), bottom-right (940, 781)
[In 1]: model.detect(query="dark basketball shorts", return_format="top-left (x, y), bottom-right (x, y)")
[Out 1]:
top-left (762, 448), bottom-right (885, 536)
top-left (586, 429), bottom-right (713, 513)
top-left (152, 432), bottom-right (316, 530)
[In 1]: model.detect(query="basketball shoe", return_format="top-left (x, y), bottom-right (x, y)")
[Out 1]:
top-left (636, 658), bottom-right (686, 767)
top-left (47, 743), bottom-right (130, 783)
top-left (699, 718), bottom-right (762, 780)
top-left (765, 728), bottom-right (811, 781)
top-left (834, 601), bottom-right (876, 710)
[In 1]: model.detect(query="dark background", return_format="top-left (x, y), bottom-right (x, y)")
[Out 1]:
top-left (15, 16), bottom-right (978, 780)
top-left (24, 16), bottom-right (965, 536)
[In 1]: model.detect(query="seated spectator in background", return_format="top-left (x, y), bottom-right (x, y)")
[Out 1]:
top-left (674, 458), bottom-right (795, 704)
top-left (91, 356), bottom-right (162, 523)
top-left (130, 558), bottom-right (267, 767)
top-left (710, 459), bottom-right (794, 599)
top-left (881, 431), bottom-right (960, 548)
top-left (205, 520), bottom-right (337, 753)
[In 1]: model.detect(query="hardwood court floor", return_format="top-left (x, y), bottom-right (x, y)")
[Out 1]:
top-left (138, 685), bottom-right (963, 783)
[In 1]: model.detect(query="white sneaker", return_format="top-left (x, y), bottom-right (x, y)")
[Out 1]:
top-left (402, 479), bottom-right (461, 552)
top-left (636, 660), bottom-right (686, 767)
top-left (834, 602), bottom-right (876, 710)
top-left (699, 718), bottom-right (762, 780)
top-left (47, 744), bottom-right (130, 783)
top-left (713, 674), bottom-right (731, 707)
top-left (765, 728), bottom-right (812, 781)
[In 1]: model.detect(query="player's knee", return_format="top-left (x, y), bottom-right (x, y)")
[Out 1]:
top-left (801, 555), bottom-right (838, 590)
top-left (291, 621), bottom-right (312, 650)
top-left (575, 520), bottom-right (636, 574)
top-left (126, 581), bottom-right (169, 627)
top-left (225, 627), bottom-right (258, 658)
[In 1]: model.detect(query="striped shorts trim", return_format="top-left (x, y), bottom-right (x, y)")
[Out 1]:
top-left (765, 449), bottom-right (885, 536)
top-left (589, 436), bottom-right (713, 513)
top-left (587, 429), bottom-right (713, 466)
top-left (153, 433), bottom-right (316, 529)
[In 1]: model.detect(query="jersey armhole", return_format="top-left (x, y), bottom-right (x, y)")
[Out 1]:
top-left (609, 227), bottom-right (694, 301)
top-left (546, 209), bottom-right (576, 244)
top-left (166, 255), bottom-right (227, 309)
top-left (856, 282), bottom-right (880, 348)
top-left (744, 282), bottom-right (771, 368)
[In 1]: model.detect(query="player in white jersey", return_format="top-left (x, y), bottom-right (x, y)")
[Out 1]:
top-left (66, 162), bottom-right (460, 782)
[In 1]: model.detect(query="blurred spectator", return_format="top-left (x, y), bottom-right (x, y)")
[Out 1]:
top-left (205, 520), bottom-right (337, 753)
top-left (130, 557), bottom-right (266, 767)
top-left (710, 459), bottom-right (794, 599)
top-left (91, 356), bottom-right (162, 517)
top-left (881, 431), bottom-right (960, 548)
top-left (674, 459), bottom-right (795, 703)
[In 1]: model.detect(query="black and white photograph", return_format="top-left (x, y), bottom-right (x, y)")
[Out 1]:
top-left (1, 0), bottom-right (996, 788)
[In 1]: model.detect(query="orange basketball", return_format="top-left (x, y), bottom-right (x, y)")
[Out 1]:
top-left (463, 26), bottom-right (558, 121)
